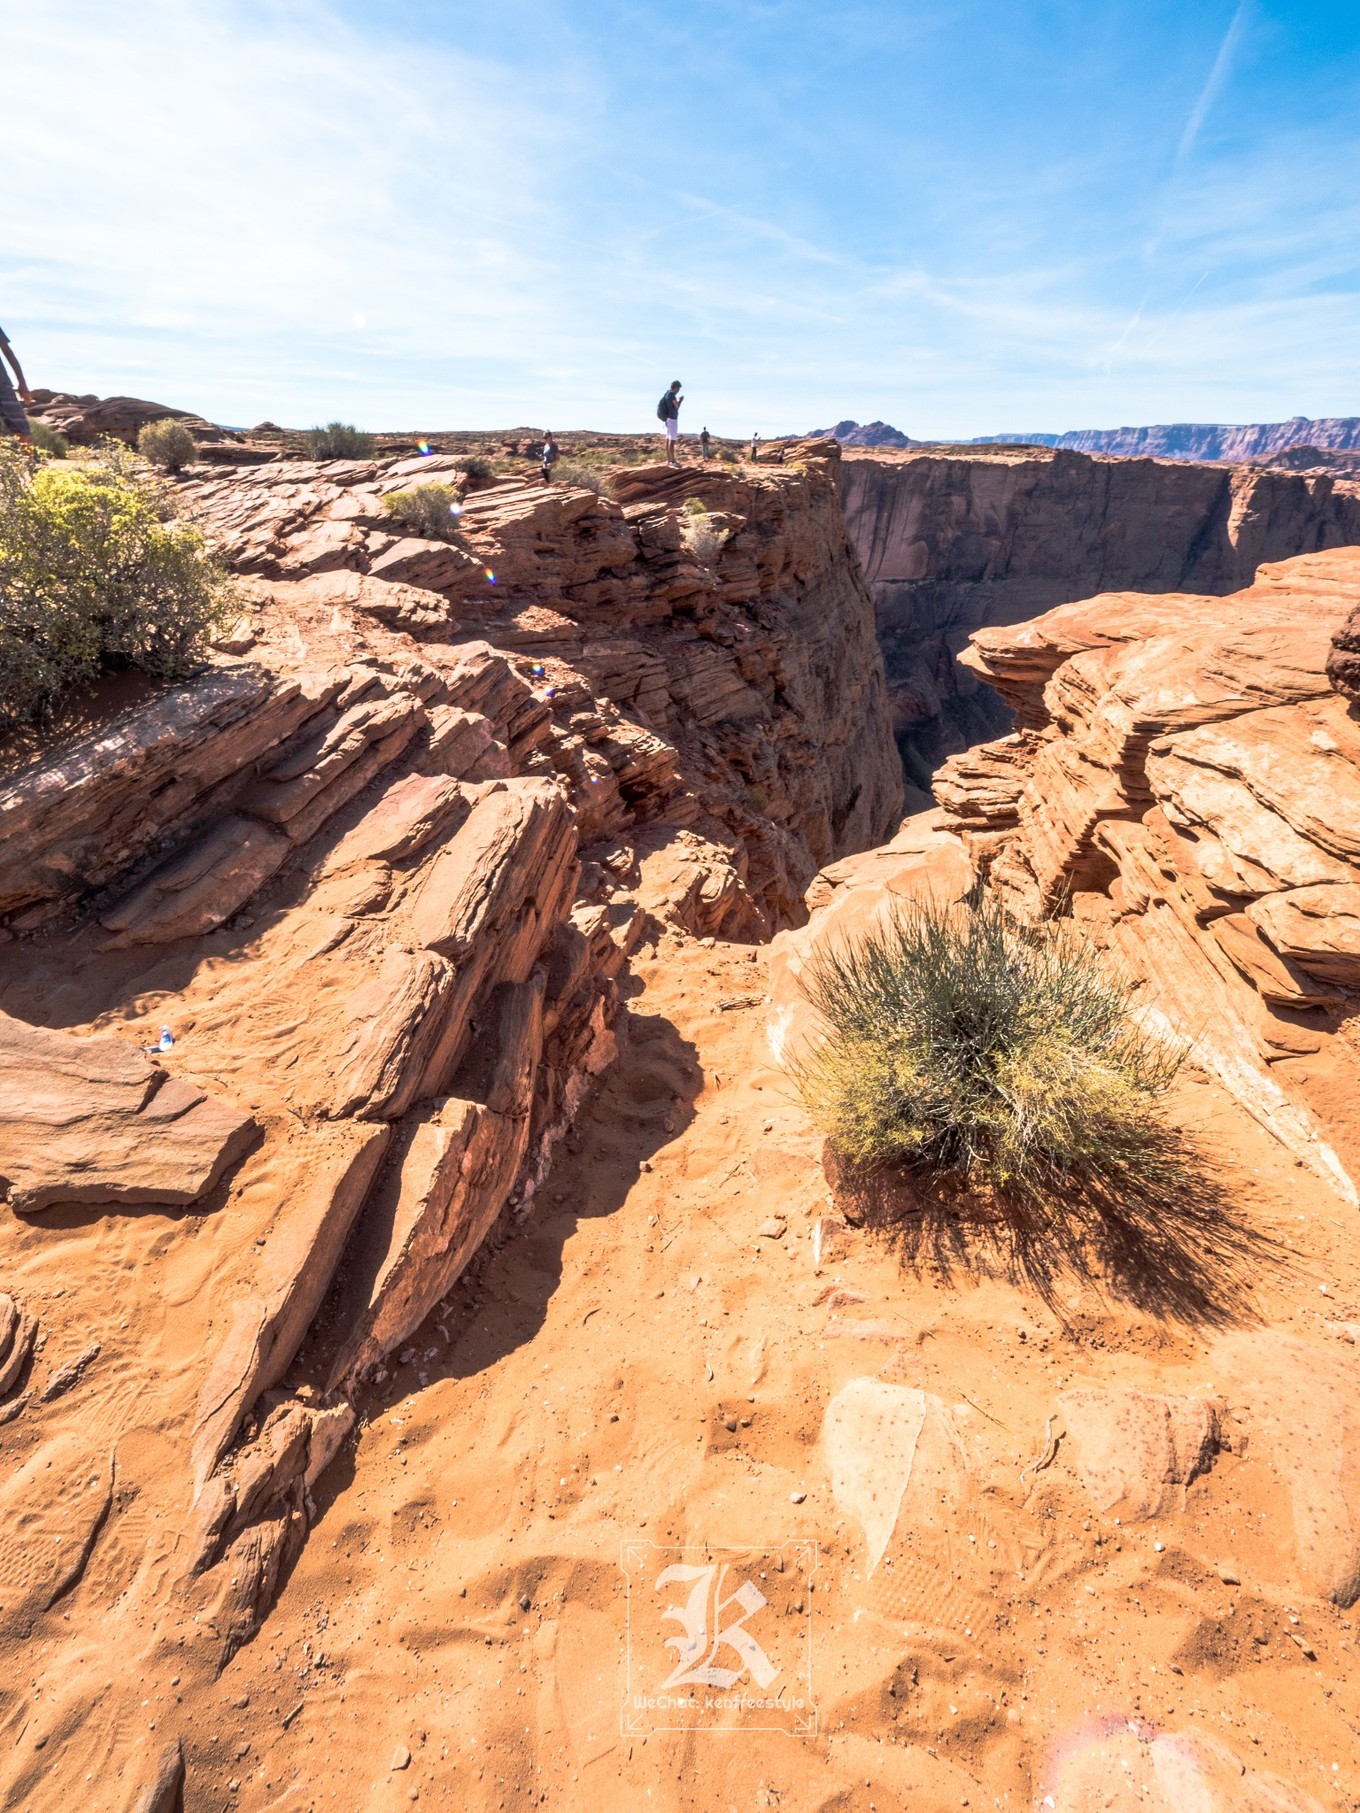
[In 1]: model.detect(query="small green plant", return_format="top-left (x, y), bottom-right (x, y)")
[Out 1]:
top-left (682, 496), bottom-right (708, 516)
top-left (306, 421), bottom-right (376, 460)
top-left (30, 422), bottom-right (69, 459)
top-left (0, 440), bottom-right (233, 728)
top-left (796, 896), bottom-right (1189, 1220)
top-left (382, 483), bottom-right (462, 542)
top-left (455, 454), bottom-right (495, 481)
top-left (137, 418), bottom-right (199, 473)
top-left (551, 459), bottom-right (604, 493)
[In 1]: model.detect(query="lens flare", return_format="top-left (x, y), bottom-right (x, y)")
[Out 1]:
top-left (485, 569), bottom-right (497, 584)
top-left (417, 440), bottom-right (431, 456)
top-left (449, 502), bottom-right (462, 517)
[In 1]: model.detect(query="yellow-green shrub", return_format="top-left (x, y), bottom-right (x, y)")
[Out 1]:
top-left (0, 442), bottom-right (233, 727)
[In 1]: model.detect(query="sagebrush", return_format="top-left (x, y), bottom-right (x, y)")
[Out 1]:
top-left (382, 483), bottom-right (462, 541)
top-left (796, 896), bottom-right (1189, 1219)
top-left (137, 417), bottom-right (198, 473)
top-left (30, 423), bottom-right (69, 459)
top-left (307, 421), bottom-right (375, 460)
top-left (0, 441), bottom-right (233, 727)
top-left (456, 454), bottom-right (495, 481)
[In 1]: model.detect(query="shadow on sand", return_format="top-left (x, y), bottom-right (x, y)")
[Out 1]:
top-left (826, 1128), bottom-right (1293, 1330)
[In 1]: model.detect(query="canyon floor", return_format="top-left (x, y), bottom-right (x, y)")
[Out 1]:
top-left (167, 927), bottom-right (1360, 1813)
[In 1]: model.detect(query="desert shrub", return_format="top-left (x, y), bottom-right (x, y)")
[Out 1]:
top-left (137, 417), bottom-right (199, 473)
top-left (551, 459), bottom-right (604, 492)
top-left (306, 421), bottom-right (375, 460)
top-left (796, 896), bottom-right (1188, 1220)
top-left (382, 483), bottom-right (462, 541)
top-left (680, 511), bottom-right (726, 565)
top-left (0, 440), bottom-right (233, 727)
top-left (455, 454), bottom-right (495, 481)
top-left (30, 422), bottom-right (69, 459)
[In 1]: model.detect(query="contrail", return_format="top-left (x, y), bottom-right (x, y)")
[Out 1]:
top-left (1177, 0), bottom-right (1249, 162)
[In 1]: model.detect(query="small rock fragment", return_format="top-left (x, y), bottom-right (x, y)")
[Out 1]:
top-left (757, 1218), bottom-right (787, 1240)
top-left (392, 1744), bottom-right (412, 1770)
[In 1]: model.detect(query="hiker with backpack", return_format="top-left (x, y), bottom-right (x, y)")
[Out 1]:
top-left (657, 381), bottom-right (683, 466)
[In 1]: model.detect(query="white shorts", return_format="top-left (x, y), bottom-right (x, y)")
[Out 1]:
top-left (664, 418), bottom-right (678, 440)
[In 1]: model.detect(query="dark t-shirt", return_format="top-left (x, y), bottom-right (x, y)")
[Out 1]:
top-left (659, 391), bottom-right (679, 421)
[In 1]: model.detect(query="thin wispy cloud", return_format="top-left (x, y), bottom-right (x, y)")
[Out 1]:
top-left (1177, 1), bottom-right (1250, 162)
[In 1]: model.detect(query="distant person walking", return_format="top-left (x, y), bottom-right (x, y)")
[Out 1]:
top-left (540, 431), bottom-right (560, 485)
top-left (657, 380), bottom-right (683, 466)
top-left (0, 323), bottom-right (33, 448)
top-left (700, 426), bottom-right (711, 462)
top-left (749, 432), bottom-right (760, 463)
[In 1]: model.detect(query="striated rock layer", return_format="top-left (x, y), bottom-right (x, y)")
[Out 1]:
top-left (924, 546), bottom-right (1360, 1202)
top-left (839, 444), bottom-right (1360, 785)
top-left (0, 442), bottom-right (899, 1806)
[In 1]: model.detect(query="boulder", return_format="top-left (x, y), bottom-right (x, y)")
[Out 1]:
top-left (1057, 1387), bottom-right (1220, 1519)
top-left (0, 1013), bottom-right (256, 1214)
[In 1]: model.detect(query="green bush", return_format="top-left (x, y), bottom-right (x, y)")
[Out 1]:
top-left (30, 422), bottom-right (69, 459)
top-left (382, 483), bottom-right (462, 542)
top-left (137, 417), bottom-right (199, 473)
top-left (796, 896), bottom-right (1189, 1219)
top-left (455, 454), bottom-right (495, 481)
top-left (306, 421), bottom-right (375, 460)
top-left (0, 441), bottom-right (233, 728)
top-left (550, 459), bottom-right (604, 493)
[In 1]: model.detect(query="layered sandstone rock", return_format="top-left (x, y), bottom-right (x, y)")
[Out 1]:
top-left (840, 445), bottom-right (1360, 780)
top-left (928, 546), bottom-right (1360, 1201)
top-left (0, 446), bottom-right (899, 1805)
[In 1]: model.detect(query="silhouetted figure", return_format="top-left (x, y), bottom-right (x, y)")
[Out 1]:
top-left (540, 431), bottom-right (559, 485)
top-left (700, 426), bottom-right (711, 462)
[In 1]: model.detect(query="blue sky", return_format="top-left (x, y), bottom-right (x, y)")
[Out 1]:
top-left (3, 0), bottom-right (1358, 437)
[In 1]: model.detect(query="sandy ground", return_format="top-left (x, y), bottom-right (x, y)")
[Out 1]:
top-left (119, 926), bottom-right (1360, 1813)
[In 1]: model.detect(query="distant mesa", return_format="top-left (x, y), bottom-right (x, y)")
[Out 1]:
top-left (970, 414), bottom-right (1360, 462)
top-left (808, 419), bottom-right (919, 449)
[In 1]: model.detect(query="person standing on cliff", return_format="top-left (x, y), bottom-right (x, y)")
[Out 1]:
top-left (749, 431), bottom-right (760, 463)
top-left (700, 426), bottom-right (711, 462)
top-left (0, 323), bottom-right (34, 448)
top-left (657, 380), bottom-right (682, 466)
top-left (540, 430), bottom-right (559, 485)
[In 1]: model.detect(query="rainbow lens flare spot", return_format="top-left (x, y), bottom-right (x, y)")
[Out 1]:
top-left (485, 569), bottom-right (497, 584)
top-left (417, 440), bottom-right (431, 455)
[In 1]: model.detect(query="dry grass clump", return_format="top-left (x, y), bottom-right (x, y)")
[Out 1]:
top-left (137, 417), bottom-right (198, 473)
top-left (551, 459), bottom-right (605, 492)
top-left (679, 500), bottom-right (727, 566)
top-left (0, 439), bottom-right (232, 728)
top-left (382, 483), bottom-right (463, 541)
top-left (797, 896), bottom-right (1189, 1221)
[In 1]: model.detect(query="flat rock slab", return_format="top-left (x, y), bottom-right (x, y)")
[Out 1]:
top-left (1058, 1387), bottom-right (1220, 1519)
top-left (0, 1013), bottom-right (256, 1214)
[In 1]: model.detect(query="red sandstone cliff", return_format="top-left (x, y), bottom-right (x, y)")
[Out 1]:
top-left (839, 444), bottom-right (1360, 786)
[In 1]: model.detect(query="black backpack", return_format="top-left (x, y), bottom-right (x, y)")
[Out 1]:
top-left (657, 393), bottom-right (673, 421)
